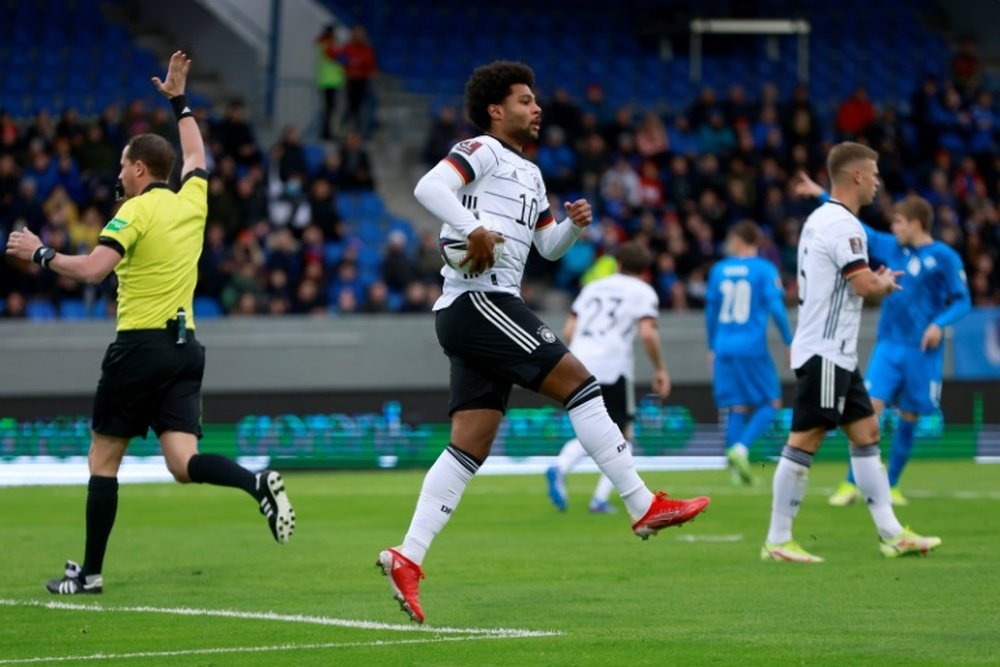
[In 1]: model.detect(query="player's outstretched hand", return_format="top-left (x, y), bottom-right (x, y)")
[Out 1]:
top-left (565, 199), bottom-right (592, 227)
top-left (791, 170), bottom-right (824, 199)
top-left (462, 226), bottom-right (504, 274)
top-left (152, 50), bottom-right (191, 99)
top-left (876, 266), bottom-right (904, 294)
top-left (5, 226), bottom-right (42, 262)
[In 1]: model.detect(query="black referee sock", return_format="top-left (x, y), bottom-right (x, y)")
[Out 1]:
top-left (81, 475), bottom-right (118, 579)
top-left (187, 453), bottom-right (257, 496)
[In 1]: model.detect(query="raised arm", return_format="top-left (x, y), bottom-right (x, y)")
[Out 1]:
top-left (152, 51), bottom-right (205, 177)
top-left (533, 199), bottom-right (590, 260)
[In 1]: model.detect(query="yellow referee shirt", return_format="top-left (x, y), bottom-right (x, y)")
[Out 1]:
top-left (98, 169), bottom-right (208, 331)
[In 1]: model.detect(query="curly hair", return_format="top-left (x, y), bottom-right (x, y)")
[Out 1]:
top-left (464, 61), bottom-right (535, 132)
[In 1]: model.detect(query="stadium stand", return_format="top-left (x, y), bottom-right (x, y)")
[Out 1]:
top-left (2, 0), bottom-right (998, 320)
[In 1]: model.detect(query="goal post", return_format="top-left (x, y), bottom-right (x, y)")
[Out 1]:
top-left (689, 18), bottom-right (811, 83)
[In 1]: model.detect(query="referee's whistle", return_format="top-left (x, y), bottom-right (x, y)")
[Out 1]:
top-left (176, 308), bottom-right (187, 346)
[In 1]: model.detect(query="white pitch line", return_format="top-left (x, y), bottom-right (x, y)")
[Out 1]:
top-left (0, 635), bottom-right (519, 665)
top-left (0, 599), bottom-right (559, 638)
top-left (675, 534), bottom-right (744, 543)
top-left (662, 485), bottom-right (1000, 501)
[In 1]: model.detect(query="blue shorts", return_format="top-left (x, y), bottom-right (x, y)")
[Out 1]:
top-left (865, 342), bottom-right (943, 415)
top-left (713, 354), bottom-right (781, 408)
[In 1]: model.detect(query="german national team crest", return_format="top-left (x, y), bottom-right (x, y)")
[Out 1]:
top-left (849, 237), bottom-right (863, 254)
top-left (537, 325), bottom-right (557, 344)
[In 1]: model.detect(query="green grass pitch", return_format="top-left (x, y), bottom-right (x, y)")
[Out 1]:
top-left (1, 460), bottom-right (997, 665)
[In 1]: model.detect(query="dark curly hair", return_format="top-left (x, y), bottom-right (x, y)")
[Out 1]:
top-left (464, 61), bottom-right (535, 132)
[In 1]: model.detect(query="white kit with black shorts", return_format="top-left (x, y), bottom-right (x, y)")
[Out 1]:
top-left (419, 134), bottom-right (590, 415)
top-left (790, 199), bottom-right (875, 431)
top-left (569, 273), bottom-right (659, 430)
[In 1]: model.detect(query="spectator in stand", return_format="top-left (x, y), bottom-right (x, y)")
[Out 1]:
top-left (536, 125), bottom-right (578, 195)
top-left (698, 111), bottom-right (736, 157)
top-left (602, 106), bottom-right (636, 158)
top-left (835, 86), bottom-right (876, 138)
top-left (381, 230), bottom-right (418, 292)
top-left (308, 177), bottom-right (341, 240)
top-left (197, 222), bottom-right (229, 304)
top-left (543, 87), bottom-right (584, 144)
top-left (217, 100), bottom-right (260, 167)
top-left (422, 106), bottom-right (465, 165)
top-left (416, 229), bottom-right (445, 282)
top-left (637, 160), bottom-right (665, 212)
top-left (635, 112), bottom-right (670, 166)
top-left (76, 125), bottom-right (117, 183)
top-left (338, 131), bottom-right (375, 190)
top-left (363, 280), bottom-right (391, 313)
top-left (952, 37), bottom-right (982, 92)
top-left (268, 171), bottom-right (311, 233)
top-left (315, 23), bottom-right (346, 140)
top-left (340, 25), bottom-right (377, 136)
top-left (207, 174), bottom-right (241, 239)
top-left (0, 154), bottom-right (21, 218)
top-left (292, 271), bottom-right (327, 315)
top-left (277, 125), bottom-right (309, 182)
top-left (953, 156), bottom-right (986, 206)
top-left (723, 84), bottom-right (755, 127)
top-left (969, 89), bottom-right (997, 166)
top-left (580, 83), bottom-right (611, 125)
top-left (399, 280), bottom-right (430, 313)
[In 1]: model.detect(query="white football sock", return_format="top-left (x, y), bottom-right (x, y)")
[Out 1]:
top-left (565, 380), bottom-right (653, 520)
top-left (766, 446), bottom-right (812, 545)
top-left (850, 445), bottom-right (903, 539)
top-left (556, 438), bottom-right (586, 475)
top-left (592, 474), bottom-right (615, 504)
top-left (400, 445), bottom-right (478, 565)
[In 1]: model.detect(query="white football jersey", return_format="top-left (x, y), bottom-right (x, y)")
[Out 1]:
top-left (791, 200), bottom-right (870, 371)
top-left (569, 273), bottom-right (660, 383)
top-left (432, 135), bottom-right (554, 310)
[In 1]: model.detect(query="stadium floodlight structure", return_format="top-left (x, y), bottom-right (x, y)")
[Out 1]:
top-left (689, 18), bottom-right (812, 83)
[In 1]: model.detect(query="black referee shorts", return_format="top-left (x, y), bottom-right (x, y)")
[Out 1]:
top-left (600, 375), bottom-right (635, 433)
top-left (92, 329), bottom-right (205, 440)
top-left (435, 291), bottom-right (569, 415)
top-left (791, 355), bottom-right (874, 432)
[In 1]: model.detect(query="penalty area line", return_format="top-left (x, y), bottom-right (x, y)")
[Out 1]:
top-left (0, 598), bottom-right (560, 638)
top-left (0, 635), bottom-right (524, 665)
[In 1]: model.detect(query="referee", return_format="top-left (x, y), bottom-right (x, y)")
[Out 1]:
top-left (6, 52), bottom-right (295, 595)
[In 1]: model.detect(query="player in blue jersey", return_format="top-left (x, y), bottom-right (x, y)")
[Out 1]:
top-left (793, 173), bottom-right (971, 505)
top-left (706, 221), bottom-right (793, 485)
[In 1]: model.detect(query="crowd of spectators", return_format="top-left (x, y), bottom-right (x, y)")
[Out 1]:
top-left (425, 45), bottom-right (999, 310)
top-left (2, 41), bottom-right (999, 320)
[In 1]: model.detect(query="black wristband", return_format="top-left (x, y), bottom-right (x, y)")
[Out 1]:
top-left (170, 95), bottom-right (193, 121)
top-left (32, 245), bottom-right (56, 270)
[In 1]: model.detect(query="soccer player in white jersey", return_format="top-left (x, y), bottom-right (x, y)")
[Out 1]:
top-left (545, 242), bottom-right (671, 514)
top-left (762, 141), bottom-right (941, 563)
top-left (376, 61), bottom-right (710, 623)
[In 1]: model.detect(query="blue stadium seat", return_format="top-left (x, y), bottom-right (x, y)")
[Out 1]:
top-left (26, 299), bottom-right (57, 321)
top-left (357, 219), bottom-right (383, 245)
top-left (58, 299), bottom-right (90, 320)
top-left (193, 296), bottom-right (223, 319)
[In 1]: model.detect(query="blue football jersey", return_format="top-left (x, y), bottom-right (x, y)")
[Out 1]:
top-left (706, 256), bottom-right (792, 357)
top-left (865, 225), bottom-right (971, 347)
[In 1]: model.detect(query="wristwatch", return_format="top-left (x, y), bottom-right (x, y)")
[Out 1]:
top-left (33, 245), bottom-right (57, 269)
